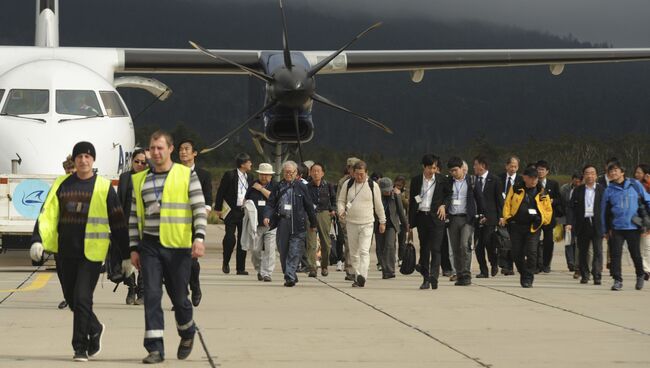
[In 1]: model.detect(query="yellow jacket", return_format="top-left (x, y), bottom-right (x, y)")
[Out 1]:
top-left (503, 185), bottom-right (553, 232)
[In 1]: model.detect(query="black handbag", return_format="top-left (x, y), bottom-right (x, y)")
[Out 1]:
top-left (399, 242), bottom-right (417, 275)
top-left (493, 227), bottom-right (512, 251)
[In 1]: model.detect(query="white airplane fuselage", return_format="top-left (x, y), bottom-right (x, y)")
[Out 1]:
top-left (0, 47), bottom-right (135, 176)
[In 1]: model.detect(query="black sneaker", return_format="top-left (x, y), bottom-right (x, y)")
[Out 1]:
top-left (177, 335), bottom-right (195, 360)
top-left (73, 350), bottom-right (88, 362)
top-left (88, 323), bottom-right (105, 358)
top-left (308, 270), bottom-right (317, 278)
top-left (58, 300), bottom-right (68, 309)
top-left (257, 273), bottom-right (263, 281)
top-left (635, 276), bottom-right (644, 290)
top-left (356, 275), bottom-right (366, 287)
top-left (142, 351), bottom-right (164, 364)
top-left (611, 280), bottom-right (623, 291)
top-left (283, 280), bottom-right (296, 287)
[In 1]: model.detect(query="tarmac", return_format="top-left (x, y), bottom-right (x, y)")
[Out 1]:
top-left (0, 224), bottom-right (648, 368)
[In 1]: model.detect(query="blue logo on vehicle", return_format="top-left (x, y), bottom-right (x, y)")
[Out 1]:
top-left (13, 180), bottom-right (51, 219)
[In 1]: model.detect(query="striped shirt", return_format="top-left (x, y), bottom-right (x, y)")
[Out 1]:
top-left (129, 166), bottom-right (207, 249)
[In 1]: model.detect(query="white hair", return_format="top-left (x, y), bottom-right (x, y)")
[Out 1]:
top-left (282, 160), bottom-right (298, 171)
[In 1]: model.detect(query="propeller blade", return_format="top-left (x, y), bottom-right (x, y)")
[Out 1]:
top-left (292, 110), bottom-right (304, 164)
top-left (189, 41), bottom-right (274, 83)
top-left (307, 22), bottom-right (382, 78)
top-left (200, 100), bottom-right (277, 154)
top-left (278, 0), bottom-right (292, 70)
top-left (311, 93), bottom-right (393, 134)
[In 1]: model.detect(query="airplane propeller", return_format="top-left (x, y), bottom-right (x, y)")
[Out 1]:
top-left (191, 0), bottom-right (391, 162)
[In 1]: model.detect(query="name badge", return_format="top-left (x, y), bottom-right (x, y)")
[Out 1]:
top-left (528, 209), bottom-right (538, 215)
top-left (415, 195), bottom-right (422, 204)
top-left (147, 202), bottom-right (161, 215)
top-left (585, 207), bottom-right (594, 217)
top-left (346, 202), bottom-right (353, 210)
top-left (258, 200), bottom-right (266, 206)
top-left (284, 204), bottom-right (292, 211)
top-left (452, 199), bottom-right (461, 206)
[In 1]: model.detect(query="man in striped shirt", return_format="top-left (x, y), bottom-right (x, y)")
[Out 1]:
top-left (129, 131), bottom-right (207, 364)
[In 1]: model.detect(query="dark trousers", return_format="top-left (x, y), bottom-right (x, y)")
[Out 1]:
top-left (441, 227), bottom-right (452, 273)
top-left (54, 253), bottom-right (66, 298)
top-left (577, 220), bottom-right (603, 280)
top-left (416, 212), bottom-right (445, 282)
top-left (190, 258), bottom-right (200, 293)
top-left (141, 235), bottom-right (195, 355)
top-left (475, 225), bottom-right (497, 275)
top-left (223, 209), bottom-right (247, 272)
top-left (59, 257), bottom-right (102, 352)
top-left (541, 223), bottom-right (555, 269)
top-left (610, 229), bottom-right (645, 282)
top-left (565, 230), bottom-right (577, 269)
top-left (397, 225), bottom-right (406, 261)
top-left (498, 248), bottom-right (514, 271)
top-left (276, 218), bottom-right (306, 282)
top-left (375, 225), bottom-right (397, 276)
top-left (509, 224), bottom-right (540, 283)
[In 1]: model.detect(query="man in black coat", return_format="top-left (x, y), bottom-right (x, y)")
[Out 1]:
top-left (408, 154), bottom-right (452, 290)
top-left (536, 160), bottom-right (561, 273)
top-left (178, 139), bottom-right (213, 306)
top-left (215, 153), bottom-right (254, 275)
top-left (567, 164), bottom-right (605, 285)
top-left (473, 155), bottom-right (504, 278)
top-left (497, 155), bottom-right (523, 275)
top-left (117, 148), bottom-right (148, 305)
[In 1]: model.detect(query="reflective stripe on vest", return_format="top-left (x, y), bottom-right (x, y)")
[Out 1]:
top-left (38, 174), bottom-right (112, 262)
top-left (132, 164), bottom-right (192, 248)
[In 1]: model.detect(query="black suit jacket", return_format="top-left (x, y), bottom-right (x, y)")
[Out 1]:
top-left (193, 166), bottom-right (213, 208)
top-left (541, 178), bottom-right (562, 220)
top-left (214, 169), bottom-right (254, 212)
top-left (475, 172), bottom-right (504, 226)
top-left (498, 172), bottom-right (524, 196)
top-left (567, 184), bottom-right (605, 237)
top-left (117, 170), bottom-right (134, 218)
top-left (408, 173), bottom-right (452, 227)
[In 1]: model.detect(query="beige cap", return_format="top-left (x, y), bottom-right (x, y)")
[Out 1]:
top-left (347, 157), bottom-right (360, 166)
top-left (256, 163), bottom-right (275, 175)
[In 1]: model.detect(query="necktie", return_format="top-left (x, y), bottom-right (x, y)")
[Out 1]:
top-left (477, 176), bottom-right (484, 192)
top-left (506, 177), bottom-right (512, 194)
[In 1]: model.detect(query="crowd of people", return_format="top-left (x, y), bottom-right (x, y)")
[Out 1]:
top-left (27, 130), bottom-right (650, 363)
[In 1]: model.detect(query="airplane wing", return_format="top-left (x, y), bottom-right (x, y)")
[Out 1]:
top-left (118, 47), bottom-right (650, 77)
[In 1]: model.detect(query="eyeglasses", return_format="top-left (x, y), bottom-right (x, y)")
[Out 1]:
top-left (133, 159), bottom-right (147, 165)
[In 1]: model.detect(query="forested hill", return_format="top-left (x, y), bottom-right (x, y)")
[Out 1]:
top-left (2, 0), bottom-right (650, 169)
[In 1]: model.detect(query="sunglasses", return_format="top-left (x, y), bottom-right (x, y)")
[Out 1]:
top-left (133, 159), bottom-right (147, 165)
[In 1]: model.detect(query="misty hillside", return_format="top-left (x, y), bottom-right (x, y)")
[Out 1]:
top-left (1, 0), bottom-right (649, 162)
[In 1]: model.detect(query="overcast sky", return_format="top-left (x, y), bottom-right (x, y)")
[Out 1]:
top-left (223, 0), bottom-right (650, 47)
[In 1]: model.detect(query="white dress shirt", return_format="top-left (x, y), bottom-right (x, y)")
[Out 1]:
top-left (236, 169), bottom-right (248, 206)
top-left (584, 183), bottom-right (596, 217)
top-left (418, 174), bottom-right (436, 211)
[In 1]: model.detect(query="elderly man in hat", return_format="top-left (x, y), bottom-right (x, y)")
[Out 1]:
top-left (336, 157), bottom-right (361, 277)
top-left (30, 141), bottom-right (131, 361)
top-left (375, 177), bottom-right (407, 279)
top-left (245, 163), bottom-right (278, 282)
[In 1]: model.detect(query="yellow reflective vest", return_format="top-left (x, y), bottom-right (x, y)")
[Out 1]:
top-left (503, 185), bottom-right (553, 232)
top-left (132, 164), bottom-right (193, 248)
top-left (38, 174), bottom-right (112, 262)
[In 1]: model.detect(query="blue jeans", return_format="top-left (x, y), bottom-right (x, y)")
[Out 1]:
top-left (276, 218), bottom-right (306, 282)
top-left (140, 235), bottom-right (195, 355)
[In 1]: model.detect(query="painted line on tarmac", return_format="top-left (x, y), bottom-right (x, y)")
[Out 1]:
top-left (317, 278), bottom-right (492, 368)
top-left (0, 274), bottom-right (52, 293)
top-left (475, 283), bottom-right (650, 337)
top-left (0, 254), bottom-right (52, 305)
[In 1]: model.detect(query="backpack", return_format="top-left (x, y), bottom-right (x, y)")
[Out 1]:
top-left (104, 241), bottom-right (126, 290)
top-left (400, 242), bottom-right (417, 275)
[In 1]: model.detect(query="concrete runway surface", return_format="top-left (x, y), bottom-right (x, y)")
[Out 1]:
top-left (0, 224), bottom-right (648, 367)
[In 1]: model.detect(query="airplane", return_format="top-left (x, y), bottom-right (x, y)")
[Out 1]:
top-left (2, 0), bottom-right (650, 177)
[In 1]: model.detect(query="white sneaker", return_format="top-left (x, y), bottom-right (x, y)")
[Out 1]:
top-left (336, 261), bottom-right (344, 272)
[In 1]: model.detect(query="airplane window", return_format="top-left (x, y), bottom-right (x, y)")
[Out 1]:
top-left (0, 89), bottom-right (4, 103)
top-left (1, 89), bottom-right (49, 115)
top-left (56, 90), bottom-right (102, 117)
top-left (99, 91), bottom-right (128, 117)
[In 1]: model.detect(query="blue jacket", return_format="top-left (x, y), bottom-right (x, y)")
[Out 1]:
top-left (601, 178), bottom-right (650, 232)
